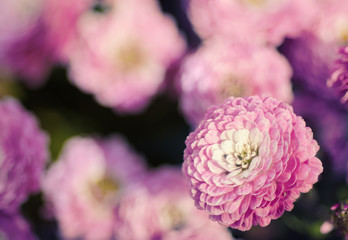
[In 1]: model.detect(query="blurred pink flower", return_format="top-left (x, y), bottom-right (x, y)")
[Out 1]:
top-left (182, 96), bottom-right (323, 231)
top-left (115, 167), bottom-right (234, 240)
top-left (42, 0), bottom-right (93, 62)
top-left (178, 40), bottom-right (293, 126)
top-left (67, 1), bottom-right (186, 113)
top-left (0, 97), bottom-right (49, 214)
top-left (42, 0), bottom-right (160, 62)
top-left (188, 0), bottom-right (316, 46)
top-left (0, 0), bottom-right (43, 44)
top-left (43, 135), bottom-right (146, 240)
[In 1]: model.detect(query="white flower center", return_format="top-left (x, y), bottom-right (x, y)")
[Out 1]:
top-left (232, 142), bottom-right (258, 169)
top-left (211, 129), bottom-right (263, 179)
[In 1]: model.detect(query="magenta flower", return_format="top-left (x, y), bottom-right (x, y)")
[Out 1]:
top-left (328, 46), bottom-right (348, 108)
top-left (188, 0), bottom-right (316, 46)
top-left (115, 167), bottom-right (234, 240)
top-left (67, 1), bottom-right (186, 113)
top-left (43, 135), bottom-right (146, 240)
top-left (0, 98), bottom-right (49, 214)
top-left (1, 19), bottom-right (53, 87)
top-left (178, 39), bottom-right (293, 126)
top-left (0, 213), bottom-right (37, 240)
top-left (182, 96), bottom-right (323, 231)
top-left (0, 0), bottom-right (53, 87)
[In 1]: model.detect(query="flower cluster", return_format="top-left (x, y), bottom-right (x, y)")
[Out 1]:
top-left (43, 136), bottom-right (235, 240)
top-left (1, 0), bottom-right (348, 239)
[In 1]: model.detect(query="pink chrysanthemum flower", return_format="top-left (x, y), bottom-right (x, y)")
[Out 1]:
top-left (188, 0), bottom-right (316, 46)
top-left (115, 167), bottom-right (234, 240)
top-left (67, 1), bottom-right (186, 113)
top-left (43, 135), bottom-right (146, 240)
top-left (0, 97), bottom-right (49, 214)
top-left (178, 40), bottom-right (293, 126)
top-left (182, 96), bottom-right (323, 231)
top-left (328, 46), bottom-right (348, 108)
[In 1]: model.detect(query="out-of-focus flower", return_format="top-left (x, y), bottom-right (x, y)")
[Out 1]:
top-left (280, 0), bottom-right (348, 101)
top-left (115, 167), bottom-right (234, 240)
top-left (328, 46), bottom-right (348, 108)
top-left (67, 0), bottom-right (186, 113)
top-left (320, 202), bottom-right (348, 239)
top-left (0, 213), bottom-right (37, 240)
top-left (188, 0), bottom-right (316, 46)
top-left (183, 96), bottom-right (323, 231)
top-left (43, 135), bottom-right (146, 240)
top-left (42, 0), bottom-right (160, 62)
top-left (293, 92), bottom-right (348, 178)
top-left (0, 0), bottom-right (53, 87)
top-left (280, 33), bottom-right (338, 101)
top-left (42, 0), bottom-right (94, 62)
top-left (0, 97), bottom-right (49, 214)
top-left (0, 0), bottom-right (43, 45)
top-left (1, 19), bottom-right (53, 87)
top-left (178, 39), bottom-right (293, 126)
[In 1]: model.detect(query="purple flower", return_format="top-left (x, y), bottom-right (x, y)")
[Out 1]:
top-left (0, 0), bottom-right (53, 87)
top-left (0, 213), bottom-right (37, 240)
top-left (1, 19), bottom-right (53, 87)
top-left (280, 0), bottom-right (348, 102)
top-left (178, 39), bottom-right (293, 126)
top-left (182, 96), bottom-right (323, 231)
top-left (0, 97), bottom-right (49, 214)
top-left (280, 33), bottom-right (339, 101)
top-left (292, 92), bottom-right (348, 178)
top-left (115, 167), bottom-right (234, 240)
top-left (328, 46), bottom-right (348, 108)
top-left (43, 135), bottom-right (146, 240)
